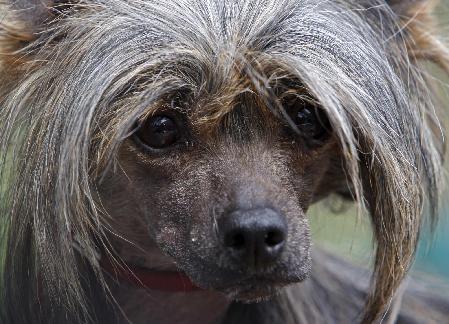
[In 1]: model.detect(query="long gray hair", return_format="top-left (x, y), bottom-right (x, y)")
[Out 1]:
top-left (1, 0), bottom-right (448, 323)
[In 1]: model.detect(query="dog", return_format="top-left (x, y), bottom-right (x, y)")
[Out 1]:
top-left (1, 0), bottom-right (449, 323)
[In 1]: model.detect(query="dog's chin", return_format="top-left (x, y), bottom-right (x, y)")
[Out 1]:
top-left (221, 281), bottom-right (286, 303)
top-left (187, 268), bottom-right (309, 302)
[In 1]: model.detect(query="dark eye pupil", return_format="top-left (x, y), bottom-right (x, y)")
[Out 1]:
top-left (290, 105), bottom-right (330, 142)
top-left (152, 117), bottom-right (176, 134)
top-left (296, 108), bottom-right (320, 137)
top-left (135, 116), bottom-right (179, 149)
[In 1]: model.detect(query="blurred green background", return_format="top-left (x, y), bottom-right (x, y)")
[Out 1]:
top-left (310, 202), bottom-right (449, 279)
top-left (311, 1), bottom-right (449, 280)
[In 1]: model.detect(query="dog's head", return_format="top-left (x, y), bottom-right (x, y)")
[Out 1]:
top-left (1, 0), bottom-right (447, 322)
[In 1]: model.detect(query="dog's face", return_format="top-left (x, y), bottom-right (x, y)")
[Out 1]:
top-left (99, 86), bottom-right (344, 300)
top-left (86, 0), bottom-right (426, 303)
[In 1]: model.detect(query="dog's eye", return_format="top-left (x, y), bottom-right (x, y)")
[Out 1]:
top-left (292, 105), bottom-right (329, 140)
top-left (134, 115), bottom-right (179, 149)
top-left (284, 98), bottom-right (331, 144)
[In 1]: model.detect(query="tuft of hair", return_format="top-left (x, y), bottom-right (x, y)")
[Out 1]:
top-left (0, 0), bottom-right (448, 323)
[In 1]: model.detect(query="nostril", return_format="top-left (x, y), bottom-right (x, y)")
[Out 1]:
top-left (224, 231), bottom-right (246, 250)
top-left (264, 229), bottom-right (285, 247)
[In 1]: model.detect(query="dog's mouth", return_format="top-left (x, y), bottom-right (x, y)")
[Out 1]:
top-left (183, 263), bottom-right (306, 301)
top-left (101, 258), bottom-right (293, 300)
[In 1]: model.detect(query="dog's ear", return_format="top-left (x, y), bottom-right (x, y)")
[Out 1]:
top-left (386, 0), bottom-right (438, 30)
top-left (0, 1), bottom-right (73, 70)
top-left (10, 0), bottom-right (55, 32)
top-left (387, 0), bottom-right (438, 14)
top-left (387, 0), bottom-right (449, 71)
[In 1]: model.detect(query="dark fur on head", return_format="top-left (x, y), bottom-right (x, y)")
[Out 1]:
top-left (1, 0), bottom-right (448, 323)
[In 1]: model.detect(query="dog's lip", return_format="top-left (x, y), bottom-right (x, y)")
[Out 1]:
top-left (102, 258), bottom-right (286, 296)
top-left (180, 256), bottom-right (310, 293)
top-left (190, 268), bottom-right (302, 293)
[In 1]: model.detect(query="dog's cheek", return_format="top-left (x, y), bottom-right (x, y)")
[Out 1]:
top-left (287, 140), bottom-right (342, 205)
top-left (153, 219), bottom-right (190, 261)
top-left (278, 145), bottom-right (336, 274)
top-left (141, 189), bottom-right (193, 261)
top-left (150, 169), bottom-right (214, 263)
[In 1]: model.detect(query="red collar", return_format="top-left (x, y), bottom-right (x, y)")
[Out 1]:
top-left (100, 258), bottom-right (202, 292)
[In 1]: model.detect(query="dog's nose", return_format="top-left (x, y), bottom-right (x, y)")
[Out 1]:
top-left (220, 208), bottom-right (287, 269)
